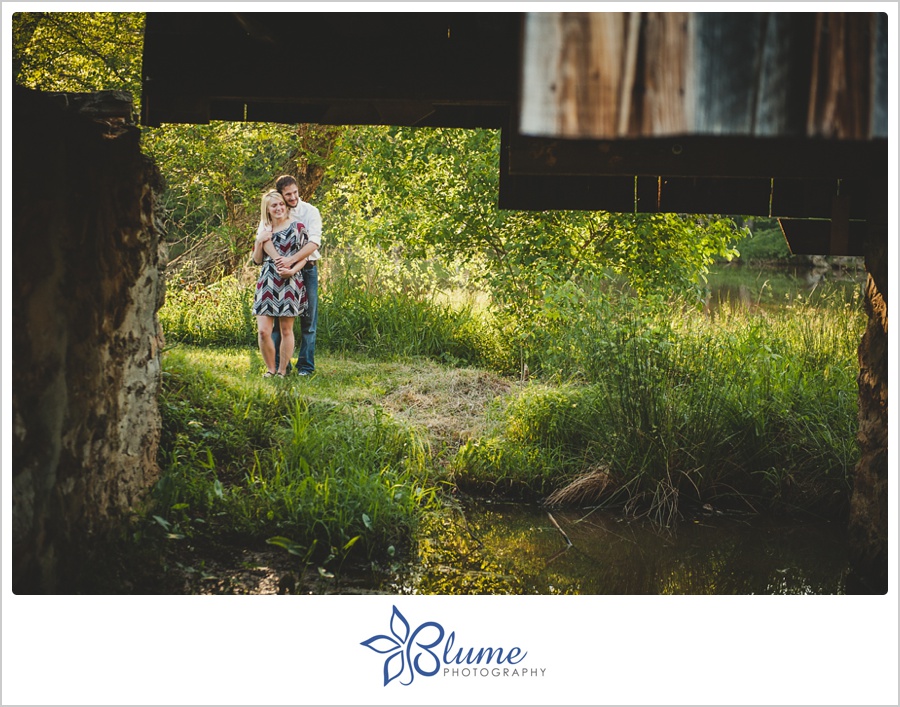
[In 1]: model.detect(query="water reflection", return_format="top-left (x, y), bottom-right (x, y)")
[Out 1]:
top-left (704, 264), bottom-right (865, 314)
top-left (384, 500), bottom-right (849, 595)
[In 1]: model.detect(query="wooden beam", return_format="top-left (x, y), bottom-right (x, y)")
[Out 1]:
top-left (142, 12), bottom-right (521, 127)
top-left (142, 90), bottom-right (210, 125)
top-left (499, 128), bottom-right (636, 211)
top-left (498, 171), bottom-right (777, 215)
top-left (657, 177), bottom-right (771, 215)
top-left (778, 218), bottom-right (865, 256)
top-left (507, 132), bottom-right (886, 181)
top-left (498, 173), bottom-right (638, 212)
top-left (636, 176), bottom-right (660, 213)
top-left (771, 178), bottom-right (837, 218)
top-left (830, 194), bottom-right (851, 255)
top-left (770, 178), bottom-right (870, 218)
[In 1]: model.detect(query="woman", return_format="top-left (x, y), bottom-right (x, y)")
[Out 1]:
top-left (251, 190), bottom-right (310, 377)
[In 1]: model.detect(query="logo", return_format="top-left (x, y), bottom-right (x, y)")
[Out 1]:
top-left (360, 605), bottom-right (545, 686)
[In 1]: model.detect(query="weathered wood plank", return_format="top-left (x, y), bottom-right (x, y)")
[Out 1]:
top-left (520, 12), bottom-right (886, 140)
top-left (558, 13), bottom-right (625, 136)
top-left (807, 13), bottom-right (875, 139)
top-left (639, 13), bottom-right (691, 136)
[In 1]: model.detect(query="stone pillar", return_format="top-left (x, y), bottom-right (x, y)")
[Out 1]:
top-left (12, 87), bottom-right (166, 593)
top-left (846, 180), bottom-right (888, 594)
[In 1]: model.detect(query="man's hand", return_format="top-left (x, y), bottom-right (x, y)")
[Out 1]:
top-left (276, 264), bottom-right (294, 279)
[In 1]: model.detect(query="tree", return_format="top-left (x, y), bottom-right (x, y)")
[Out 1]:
top-left (13, 12), bottom-right (145, 100)
top-left (140, 121), bottom-right (302, 282)
top-left (12, 11), bottom-right (337, 283)
top-left (320, 125), bottom-right (742, 314)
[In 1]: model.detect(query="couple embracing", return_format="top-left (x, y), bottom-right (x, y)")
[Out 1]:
top-left (251, 175), bottom-right (321, 378)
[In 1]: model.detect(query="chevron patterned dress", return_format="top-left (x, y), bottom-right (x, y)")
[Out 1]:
top-left (252, 222), bottom-right (309, 317)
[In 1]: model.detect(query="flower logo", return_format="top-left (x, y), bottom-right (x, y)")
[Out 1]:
top-left (360, 606), bottom-right (445, 686)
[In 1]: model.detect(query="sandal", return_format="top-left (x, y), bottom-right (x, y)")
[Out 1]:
top-left (263, 371), bottom-right (276, 378)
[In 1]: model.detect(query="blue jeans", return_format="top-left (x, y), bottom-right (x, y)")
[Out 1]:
top-left (272, 264), bottom-right (317, 373)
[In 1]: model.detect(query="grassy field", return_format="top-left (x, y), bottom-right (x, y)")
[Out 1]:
top-left (149, 266), bottom-right (865, 587)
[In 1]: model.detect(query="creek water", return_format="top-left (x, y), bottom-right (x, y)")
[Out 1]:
top-left (704, 261), bottom-right (866, 313)
top-left (377, 499), bottom-right (850, 595)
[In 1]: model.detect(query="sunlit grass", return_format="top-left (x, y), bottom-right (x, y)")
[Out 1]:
top-left (158, 268), bottom-right (865, 531)
top-left (155, 346), bottom-right (443, 564)
top-left (158, 268), bottom-right (511, 370)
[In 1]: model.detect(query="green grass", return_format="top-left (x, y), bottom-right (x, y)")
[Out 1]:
top-left (160, 278), bottom-right (257, 346)
top-left (157, 268), bottom-right (865, 532)
top-left (154, 346), bottom-right (440, 564)
top-left (158, 269), bottom-right (511, 370)
top-left (453, 287), bottom-right (864, 525)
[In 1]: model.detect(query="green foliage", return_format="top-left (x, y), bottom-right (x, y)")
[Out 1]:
top-left (732, 219), bottom-right (793, 261)
top-left (155, 347), bottom-right (438, 562)
top-left (13, 12), bottom-right (145, 99)
top-left (142, 121), bottom-right (309, 282)
top-left (144, 118), bottom-right (341, 284)
top-left (320, 125), bottom-right (743, 322)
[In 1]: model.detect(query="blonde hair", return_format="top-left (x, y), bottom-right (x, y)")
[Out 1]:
top-left (259, 189), bottom-right (286, 229)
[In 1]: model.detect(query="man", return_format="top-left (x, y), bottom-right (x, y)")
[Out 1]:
top-left (258, 175), bottom-right (322, 375)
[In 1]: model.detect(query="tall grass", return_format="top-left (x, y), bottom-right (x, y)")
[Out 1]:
top-left (454, 282), bottom-right (864, 525)
top-left (155, 347), bottom-right (439, 562)
top-left (159, 266), bottom-right (865, 528)
top-left (158, 259), bottom-right (511, 369)
top-left (160, 277), bottom-right (257, 346)
top-left (320, 263), bottom-right (508, 369)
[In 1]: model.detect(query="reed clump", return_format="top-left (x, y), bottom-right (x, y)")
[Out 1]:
top-left (453, 284), bottom-right (864, 526)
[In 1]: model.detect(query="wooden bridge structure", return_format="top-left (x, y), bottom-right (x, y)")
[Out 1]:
top-left (141, 11), bottom-right (888, 259)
